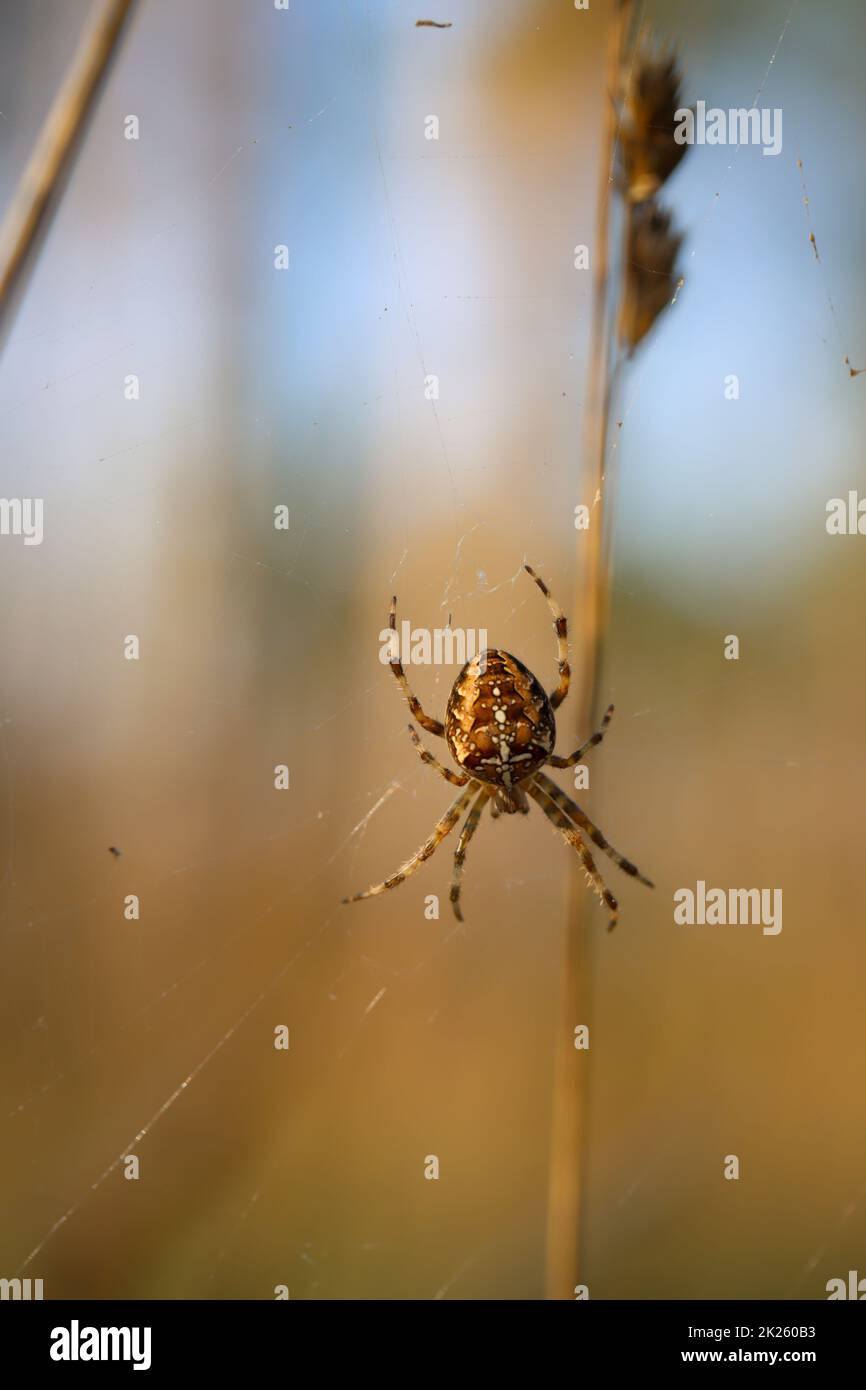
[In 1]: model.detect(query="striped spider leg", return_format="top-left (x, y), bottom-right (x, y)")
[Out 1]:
top-left (548, 704), bottom-right (615, 768)
top-left (406, 724), bottom-right (470, 786)
top-left (342, 782), bottom-right (479, 905)
top-left (533, 770), bottom-right (653, 889)
top-left (523, 563), bottom-right (570, 710)
top-left (527, 777), bottom-right (621, 931)
top-left (387, 594), bottom-right (444, 737)
top-left (449, 786), bottom-right (493, 921)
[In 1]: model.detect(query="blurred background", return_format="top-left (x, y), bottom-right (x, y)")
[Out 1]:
top-left (0, 0), bottom-right (864, 1299)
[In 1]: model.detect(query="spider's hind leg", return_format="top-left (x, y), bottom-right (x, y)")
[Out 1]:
top-left (407, 724), bottom-right (469, 786)
top-left (523, 564), bottom-right (570, 711)
top-left (388, 596), bottom-right (445, 737)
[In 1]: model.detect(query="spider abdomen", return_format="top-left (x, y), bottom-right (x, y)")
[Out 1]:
top-left (445, 649), bottom-right (555, 789)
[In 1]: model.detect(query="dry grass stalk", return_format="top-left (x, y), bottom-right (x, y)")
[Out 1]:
top-left (0, 0), bottom-right (135, 334)
top-left (546, 4), bottom-right (688, 1300)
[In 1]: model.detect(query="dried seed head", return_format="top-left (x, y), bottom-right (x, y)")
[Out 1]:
top-left (620, 48), bottom-right (688, 203)
top-left (618, 200), bottom-right (683, 351)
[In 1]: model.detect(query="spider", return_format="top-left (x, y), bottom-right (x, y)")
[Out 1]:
top-left (343, 565), bottom-right (653, 928)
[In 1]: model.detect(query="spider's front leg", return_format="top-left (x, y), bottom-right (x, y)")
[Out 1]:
top-left (527, 779), bottom-right (619, 931)
top-left (547, 704), bottom-right (615, 768)
top-left (343, 782), bottom-right (478, 904)
top-left (449, 787), bottom-right (491, 921)
top-left (534, 770), bottom-right (653, 888)
top-left (388, 595), bottom-right (445, 737)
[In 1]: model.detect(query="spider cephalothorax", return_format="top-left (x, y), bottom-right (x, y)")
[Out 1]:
top-left (343, 565), bottom-right (653, 927)
top-left (445, 651), bottom-right (555, 811)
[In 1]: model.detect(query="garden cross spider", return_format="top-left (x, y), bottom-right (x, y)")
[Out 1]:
top-left (343, 565), bottom-right (653, 928)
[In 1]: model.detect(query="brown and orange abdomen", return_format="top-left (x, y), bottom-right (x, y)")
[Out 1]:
top-left (445, 650), bottom-right (555, 787)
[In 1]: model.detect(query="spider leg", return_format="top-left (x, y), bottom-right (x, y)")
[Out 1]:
top-left (489, 798), bottom-right (528, 819)
top-left (449, 787), bottom-right (492, 921)
top-left (388, 595), bottom-right (445, 737)
top-left (548, 704), bottom-right (615, 768)
top-left (527, 780), bottom-right (619, 931)
top-left (407, 724), bottom-right (469, 786)
top-left (534, 769), bottom-right (654, 888)
top-left (523, 564), bottom-right (570, 711)
top-left (343, 782), bottom-right (478, 904)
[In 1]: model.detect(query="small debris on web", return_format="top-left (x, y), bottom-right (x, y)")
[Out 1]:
top-left (797, 154), bottom-right (862, 376)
